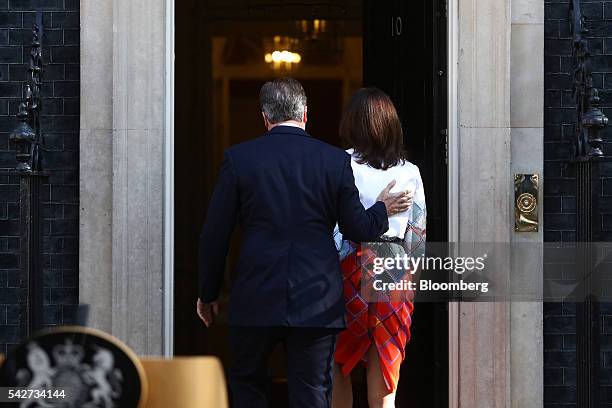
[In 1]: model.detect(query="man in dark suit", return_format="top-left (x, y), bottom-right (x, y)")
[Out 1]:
top-left (197, 77), bottom-right (411, 408)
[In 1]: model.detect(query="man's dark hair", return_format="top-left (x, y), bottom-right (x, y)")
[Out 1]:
top-left (259, 77), bottom-right (307, 124)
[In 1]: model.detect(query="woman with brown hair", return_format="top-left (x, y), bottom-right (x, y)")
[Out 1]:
top-left (332, 88), bottom-right (427, 408)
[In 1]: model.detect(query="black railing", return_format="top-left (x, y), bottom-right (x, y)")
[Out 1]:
top-left (570, 0), bottom-right (608, 160)
top-left (4, 11), bottom-right (47, 340)
top-left (569, 0), bottom-right (610, 406)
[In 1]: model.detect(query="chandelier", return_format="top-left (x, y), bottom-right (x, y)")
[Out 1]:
top-left (263, 18), bottom-right (342, 70)
top-left (264, 36), bottom-right (302, 70)
top-left (298, 19), bottom-right (327, 40)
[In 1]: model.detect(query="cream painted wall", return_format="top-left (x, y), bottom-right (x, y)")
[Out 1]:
top-left (80, 0), bottom-right (169, 356)
top-left (452, 0), bottom-right (543, 405)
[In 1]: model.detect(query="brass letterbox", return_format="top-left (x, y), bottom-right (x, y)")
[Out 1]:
top-left (514, 174), bottom-right (539, 232)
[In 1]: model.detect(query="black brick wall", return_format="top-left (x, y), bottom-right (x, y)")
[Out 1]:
top-left (545, 0), bottom-right (612, 406)
top-left (0, 1), bottom-right (79, 355)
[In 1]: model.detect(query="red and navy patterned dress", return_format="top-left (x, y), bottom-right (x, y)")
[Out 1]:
top-left (334, 176), bottom-right (426, 392)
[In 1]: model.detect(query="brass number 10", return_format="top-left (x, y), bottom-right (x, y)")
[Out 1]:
top-left (391, 16), bottom-right (403, 37)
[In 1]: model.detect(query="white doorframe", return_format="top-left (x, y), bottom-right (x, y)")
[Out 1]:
top-left (447, 0), bottom-right (460, 405)
top-left (163, 0), bottom-right (176, 358)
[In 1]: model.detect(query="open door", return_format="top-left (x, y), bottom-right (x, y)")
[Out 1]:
top-left (175, 0), bottom-right (448, 405)
top-left (363, 0), bottom-right (449, 406)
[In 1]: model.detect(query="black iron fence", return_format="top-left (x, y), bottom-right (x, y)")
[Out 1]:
top-left (569, 0), bottom-right (610, 405)
top-left (1, 11), bottom-right (47, 342)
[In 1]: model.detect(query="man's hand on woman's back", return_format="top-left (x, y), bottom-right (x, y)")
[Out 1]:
top-left (376, 180), bottom-right (413, 216)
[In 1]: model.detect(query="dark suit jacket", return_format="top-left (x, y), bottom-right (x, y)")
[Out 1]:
top-left (198, 125), bottom-right (389, 328)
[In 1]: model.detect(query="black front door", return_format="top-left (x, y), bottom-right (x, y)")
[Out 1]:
top-left (363, 0), bottom-right (449, 406)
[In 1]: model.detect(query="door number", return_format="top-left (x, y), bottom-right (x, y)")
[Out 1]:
top-left (391, 16), bottom-right (403, 37)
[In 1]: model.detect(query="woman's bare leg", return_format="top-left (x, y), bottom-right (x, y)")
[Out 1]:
top-left (332, 363), bottom-right (353, 408)
top-left (366, 346), bottom-right (396, 408)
